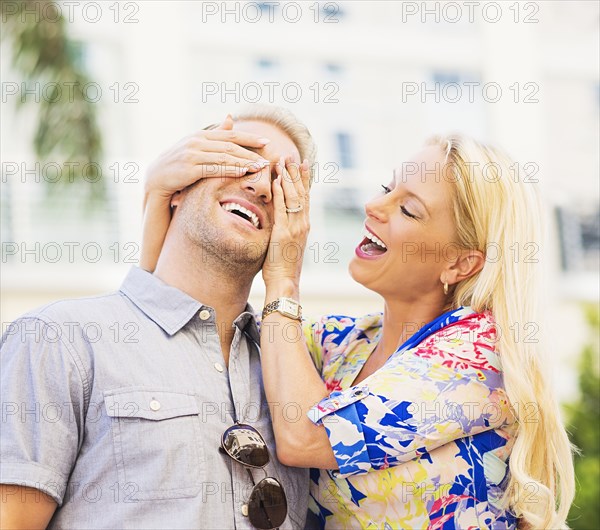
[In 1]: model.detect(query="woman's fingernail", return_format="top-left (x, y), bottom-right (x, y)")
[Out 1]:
top-left (249, 159), bottom-right (269, 171)
top-left (258, 137), bottom-right (270, 144)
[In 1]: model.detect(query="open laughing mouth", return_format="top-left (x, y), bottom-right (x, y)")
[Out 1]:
top-left (356, 226), bottom-right (387, 258)
top-left (220, 201), bottom-right (262, 230)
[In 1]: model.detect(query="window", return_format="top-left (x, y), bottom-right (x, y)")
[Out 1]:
top-left (432, 72), bottom-right (461, 85)
top-left (335, 132), bottom-right (354, 169)
top-left (66, 40), bottom-right (88, 73)
top-left (256, 58), bottom-right (277, 70)
top-left (322, 3), bottom-right (345, 19)
top-left (555, 205), bottom-right (600, 273)
top-left (319, 187), bottom-right (364, 272)
top-left (325, 63), bottom-right (343, 75)
top-left (0, 178), bottom-right (14, 246)
top-left (425, 70), bottom-right (486, 139)
top-left (257, 2), bottom-right (277, 15)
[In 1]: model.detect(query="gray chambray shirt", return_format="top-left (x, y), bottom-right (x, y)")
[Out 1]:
top-left (0, 266), bottom-right (309, 529)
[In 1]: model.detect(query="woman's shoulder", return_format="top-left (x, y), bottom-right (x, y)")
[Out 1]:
top-left (411, 308), bottom-right (503, 375)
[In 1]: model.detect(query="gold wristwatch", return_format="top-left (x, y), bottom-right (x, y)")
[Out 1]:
top-left (262, 297), bottom-right (302, 321)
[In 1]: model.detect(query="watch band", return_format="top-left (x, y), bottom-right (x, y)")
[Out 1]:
top-left (262, 297), bottom-right (302, 321)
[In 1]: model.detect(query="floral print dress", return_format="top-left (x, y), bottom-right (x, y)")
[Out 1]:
top-left (303, 306), bottom-right (518, 529)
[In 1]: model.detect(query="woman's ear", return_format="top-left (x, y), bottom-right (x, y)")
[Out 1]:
top-left (446, 249), bottom-right (485, 285)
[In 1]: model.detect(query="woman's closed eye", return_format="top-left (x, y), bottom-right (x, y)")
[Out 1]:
top-left (400, 205), bottom-right (418, 219)
top-left (380, 184), bottom-right (418, 219)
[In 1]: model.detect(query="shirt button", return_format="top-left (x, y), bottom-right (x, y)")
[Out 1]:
top-left (149, 399), bottom-right (161, 411)
top-left (199, 309), bottom-right (211, 320)
top-left (214, 362), bottom-right (224, 373)
top-left (241, 504), bottom-right (249, 517)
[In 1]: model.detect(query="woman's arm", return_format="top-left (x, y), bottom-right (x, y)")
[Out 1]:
top-left (140, 193), bottom-right (173, 271)
top-left (265, 307), bottom-right (514, 477)
top-left (262, 280), bottom-right (337, 469)
top-left (260, 158), bottom-right (338, 469)
top-left (139, 115), bottom-right (271, 271)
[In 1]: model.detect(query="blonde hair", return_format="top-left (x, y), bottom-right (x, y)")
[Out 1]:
top-left (428, 134), bottom-right (575, 528)
top-left (205, 105), bottom-right (317, 181)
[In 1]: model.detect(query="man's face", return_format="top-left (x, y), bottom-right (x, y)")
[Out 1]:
top-left (173, 120), bottom-right (302, 275)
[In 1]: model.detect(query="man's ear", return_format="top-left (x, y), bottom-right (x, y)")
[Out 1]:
top-left (446, 249), bottom-right (485, 285)
top-left (170, 191), bottom-right (182, 208)
top-left (217, 114), bottom-right (234, 131)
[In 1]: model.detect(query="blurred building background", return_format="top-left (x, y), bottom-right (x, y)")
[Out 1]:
top-left (1, 0), bottom-right (599, 410)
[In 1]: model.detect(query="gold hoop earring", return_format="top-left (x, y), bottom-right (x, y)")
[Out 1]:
top-left (443, 282), bottom-right (449, 295)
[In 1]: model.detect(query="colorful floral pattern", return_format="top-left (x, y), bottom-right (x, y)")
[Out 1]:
top-left (303, 306), bottom-right (518, 529)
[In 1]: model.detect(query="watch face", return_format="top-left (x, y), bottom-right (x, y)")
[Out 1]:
top-left (281, 298), bottom-right (299, 316)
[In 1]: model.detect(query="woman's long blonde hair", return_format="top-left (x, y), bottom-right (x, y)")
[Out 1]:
top-left (429, 134), bottom-right (575, 529)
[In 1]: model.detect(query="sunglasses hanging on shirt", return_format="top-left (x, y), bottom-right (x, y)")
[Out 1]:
top-left (220, 422), bottom-right (288, 529)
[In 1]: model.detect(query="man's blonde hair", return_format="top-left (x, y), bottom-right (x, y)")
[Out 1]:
top-left (205, 105), bottom-right (317, 184)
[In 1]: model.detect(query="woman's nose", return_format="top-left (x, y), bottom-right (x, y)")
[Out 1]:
top-left (364, 195), bottom-right (389, 223)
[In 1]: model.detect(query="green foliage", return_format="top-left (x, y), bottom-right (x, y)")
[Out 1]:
top-left (565, 304), bottom-right (600, 530)
top-left (1, 0), bottom-right (105, 202)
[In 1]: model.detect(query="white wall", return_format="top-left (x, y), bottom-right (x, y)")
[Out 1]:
top-left (2, 1), bottom-right (599, 403)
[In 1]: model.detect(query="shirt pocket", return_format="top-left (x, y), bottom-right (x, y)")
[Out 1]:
top-left (104, 387), bottom-right (203, 501)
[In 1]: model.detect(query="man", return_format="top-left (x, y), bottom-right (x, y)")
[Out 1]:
top-left (1, 106), bottom-right (316, 529)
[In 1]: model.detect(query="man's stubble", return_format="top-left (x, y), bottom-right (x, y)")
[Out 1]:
top-left (176, 182), bottom-right (271, 279)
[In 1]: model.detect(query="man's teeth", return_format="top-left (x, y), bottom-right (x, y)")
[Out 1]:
top-left (364, 229), bottom-right (387, 249)
top-left (222, 202), bottom-right (260, 228)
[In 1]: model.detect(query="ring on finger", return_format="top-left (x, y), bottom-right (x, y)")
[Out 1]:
top-left (285, 204), bottom-right (304, 213)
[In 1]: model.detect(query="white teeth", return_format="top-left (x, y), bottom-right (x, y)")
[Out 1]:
top-left (364, 228), bottom-right (387, 249)
top-left (222, 202), bottom-right (260, 228)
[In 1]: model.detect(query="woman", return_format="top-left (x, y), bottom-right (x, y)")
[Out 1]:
top-left (141, 111), bottom-right (574, 529)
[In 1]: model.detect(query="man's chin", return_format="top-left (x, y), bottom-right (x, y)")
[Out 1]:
top-left (202, 237), bottom-right (268, 268)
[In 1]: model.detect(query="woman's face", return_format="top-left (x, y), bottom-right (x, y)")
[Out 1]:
top-left (349, 144), bottom-right (460, 303)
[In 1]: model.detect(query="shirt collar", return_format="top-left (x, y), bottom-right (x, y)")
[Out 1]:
top-left (353, 312), bottom-right (384, 333)
top-left (351, 312), bottom-right (384, 341)
top-left (397, 305), bottom-right (474, 352)
top-left (349, 306), bottom-right (477, 348)
top-left (119, 267), bottom-right (203, 336)
top-left (119, 267), bottom-right (260, 339)
top-left (234, 305), bottom-right (260, 345)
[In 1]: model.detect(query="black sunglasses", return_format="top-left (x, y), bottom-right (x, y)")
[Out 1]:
top-left (220, 422), bottom-right (288, 529)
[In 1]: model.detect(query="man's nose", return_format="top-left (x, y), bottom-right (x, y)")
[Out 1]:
top-left (240, 164), bottom-right (273, 203)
